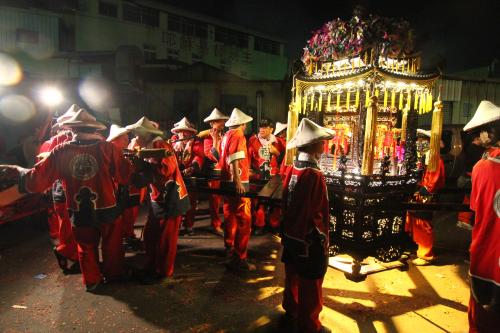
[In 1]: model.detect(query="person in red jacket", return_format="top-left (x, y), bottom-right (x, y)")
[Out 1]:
top-left (122, 136), bottom-right (146, 249)
top-left (106, 124), bottom-right (146, 252)
top-left (247, 118), bottom-right (284, 235)
top-left (202, 108), bottom-right (229, 235)
top-left (405, 129), bottom-right (446, 266)
top-left (281, 118), bottom-right (333, 333)
top-left (44, 105), bottom-right (80, 273)
top-left (126, 117), bottom-right (190, 283)
top-left (463, 100), bottom-right (500, 333)
top-left (14, 110), bottom-right (135, 292)
top-left (36, 104), bottom-right (79, 258)
top-left (218, 108), bottom-right (255, 271)
top-left (171, 117), bottom-right (204, 235)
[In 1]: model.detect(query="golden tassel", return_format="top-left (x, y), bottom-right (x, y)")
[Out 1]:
top-left (401, 107), bottom-right (409, 143)
top-left (391, 89), bottom-right (396, 108)
top-left (318, 92), bottom-right (323, 112)
top-left (383, 88), bottom-right (388, 108)
top-left (365, 88), bottom-right (370, 106)
top-left (285, 100), bottom-right (299, 165)
top-left (414, 91), bottom-right (419, 110)
top-left (303, 93), bottom-right (307, 113)
top-left (327, 92), bottom-right (331, 111)
top-left (346, 90), bottom-right (351, 109)
top-left (336, 91), bottom-right (341, 110)
top-left (375, 88), bottom-right (379, 98)
top-left (427, 92), bottom-right (433, 112)
top-left (398, 91), bottom-right (403, 110)
top-left (428, 97), bottom-right (443, 171)
top-left (406, 90), bottom-right (411, 109)
top-left (419, 93), bottom-right (425, 114)
top-left (308, 63), bottom-right (313, 76)
top-left (361, 96), bottom-right (378, 175)
top-left (310, 93), bottom-right (315, 111)
top-left (355, 88), bottom-right (360, 107)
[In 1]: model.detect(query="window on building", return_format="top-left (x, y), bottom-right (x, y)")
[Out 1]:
top-left (254, 37), bottom-right (280, 55)
top-left (141, 6), bottom-right (159, 27)
top-left (98, 1), bottom-right (117, 18)
top-left (16, 29), bottom-right (39, 44)
top-left (123, 2), bottom-right (159, 27)
top-left (167, 14), bottom-right (208, 39)
top-left (143, 44), bottom-right (156, 62)
top-left (215, 27), bottom-right (248, 48)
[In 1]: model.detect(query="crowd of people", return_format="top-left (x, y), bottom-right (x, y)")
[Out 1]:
top-left (0, 98), bottom-right (498, 333)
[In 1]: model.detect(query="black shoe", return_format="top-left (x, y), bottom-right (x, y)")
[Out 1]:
top-left (53, 247), bottom-right (68, 271)
top-left (226, 257), bottom-right (256, 272)
top-left (253, 227), bottom-right (266, 236)
top-left (85, 282), bottom-right (102, 293)
top-left (63, 261), bottom-right (81, 275)
top-left (224, 247), bottom-right (235, 259)
top-left (124, 236), bottom-right (142, 251)
top-left (139, 271), bottom-right (161, 285)
top-left (184, 227), bottom-right (195, 236)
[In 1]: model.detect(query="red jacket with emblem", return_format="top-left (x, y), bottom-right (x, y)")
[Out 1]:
top-left (20, 136), bottom-right (134, 226)
top-left (247, 134), bottom-right (282, 180)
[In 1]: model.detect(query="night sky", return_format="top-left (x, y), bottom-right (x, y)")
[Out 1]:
top-left (161, 0), bottom-right (500, 73)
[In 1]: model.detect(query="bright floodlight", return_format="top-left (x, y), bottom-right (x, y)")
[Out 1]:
top-left (39, 86), bottom-right (63, 107)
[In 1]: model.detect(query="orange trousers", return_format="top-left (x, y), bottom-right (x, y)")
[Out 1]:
top-left (458, 195), bottom-right (473, 226)
top-left (54, 202), bottom-right (78, 261)
top-left (253, 199), bottom-right (281, 228)
top-left (72, 218), bottom-right (124, 286)
top-left (283, 263), bottom-right (324, 333)
top-left (143, 214), bottom-right (182, 277)
top-left (223, 196), bottom-right (251, 260)
top-left (47, 205), bottom-right (59, 241)
top-left (208, 180), bottom-right (222, 229)
top-left (406, 212), bottom-right (435, 261)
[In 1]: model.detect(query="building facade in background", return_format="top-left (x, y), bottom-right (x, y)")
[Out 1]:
top-left (0, 0), bottom-right (289, 133)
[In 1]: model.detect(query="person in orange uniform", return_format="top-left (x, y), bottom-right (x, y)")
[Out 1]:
top-left (218, 108), bottom-right (255, 271)
top-left (463, 100), bottom-right (500, 333)
top-left (126, 117), bottom-right (190, 283)
top-left (171, 117), bottom-right (204, 235)
top-left (406, 129), bottom-right (446, 266)
top-left (122, 135), bottom-right (147, 249)
top-left (106, 124), bottom-right (139, 249)
top-left (281, 118), bottom-right (333, 333)
top-left (45, 105), bottom-right (80, 273)
top-left (456, 133), bottom-right (484, 230)
top-left (15, 110), bottom-right (134, 292)
top-left (202, 108), bottom-right (229, 235)
top-left (247, 118), bottom-right (284, 235)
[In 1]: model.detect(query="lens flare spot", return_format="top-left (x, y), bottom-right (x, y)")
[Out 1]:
top-left (0, 53), bottom-right (23, 86)
top-left (79, 76), bottom-right (112, 112)
top-left (0, 95), bottom-right (35, 122)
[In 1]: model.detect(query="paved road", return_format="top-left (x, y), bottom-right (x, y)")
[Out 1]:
top-left (0, 208), bottom-right (471, 333)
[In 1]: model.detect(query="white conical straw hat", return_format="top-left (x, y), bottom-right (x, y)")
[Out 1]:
top-left (60, 109), bottom-right (107, 130)
top-left (125, 116), bottom-right (164, 135)
top-left (274, 122), bottom-right (288, 135)
top-left (417, 128), bottom-right (431, 138)
top-left (171, 117), bottom-right (197, 134)
top-left (106, 124), bottom-right (130, 142)
top-left (286, 118), bottom-right (335, 149)
top-left (53, 104), bottom-right (81, 129)
top-left (225, 108), bottom-right (253, 127)
top-left (204, 108), bottom-right (229, 123)
top-left (463, 100), bottom-right (500, 132)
